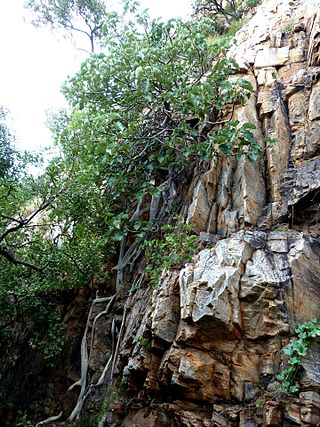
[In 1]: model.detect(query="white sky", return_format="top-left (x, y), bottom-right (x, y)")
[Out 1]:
top-left (0, 0), bottom-right (193, 152)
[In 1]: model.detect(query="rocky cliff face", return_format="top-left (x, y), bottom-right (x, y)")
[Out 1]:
top-left (17, 1), bottom-right (320, 426)
top-left (70, 1), bottom-right (320, 426)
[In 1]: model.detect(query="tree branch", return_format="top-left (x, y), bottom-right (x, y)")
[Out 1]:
top-left (0, 246), bottom-right (43, 273)
top-left (0, 198), bottom-right (53, 243)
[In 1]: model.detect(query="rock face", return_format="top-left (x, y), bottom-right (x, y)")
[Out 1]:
top-left (111, 231), bottom-right (320, 426)
top-left (86, 1), bottom-right (320, 426)
top-left (10, 0), bottom-right (319, 425)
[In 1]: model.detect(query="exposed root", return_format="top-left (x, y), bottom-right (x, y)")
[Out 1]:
top-left (67, 179), bottom-right (177, 422)
top-left (115, 236), bottom-right (145, 290)
top-left (98, 415), bottom-right (108, 427)
top-left (128, 248), bottom-right (142, 273)
top-left (129, 273), bottom-right (144, 293)
top-left (89, 295), bottom-right (116, 362)
top-left (34, 411), bottom-right (63, 426)
top-left (78, 299), bottom-right (128, 420)
top-left (110, 301), bottom-right (128, 380)
top-left (95, 317), bottom-right (116, 386)
top-left (68, 295), bottom-right (114, 422)
top-left (67, 379), bottom-right (81, 391)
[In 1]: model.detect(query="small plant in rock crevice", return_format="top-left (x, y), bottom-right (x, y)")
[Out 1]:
top-left (282, 23), bottom-right (293, 34)
top-left (144, 219), bottom-right (197, 287)
top-left (277, 319), bottom-right (320, 394)
top-left (140, 335), bottom-right (150, 350)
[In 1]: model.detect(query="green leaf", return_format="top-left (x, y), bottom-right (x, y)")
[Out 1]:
top-left (112, 231), bottom-right (125, 241)
top-left (288, 356), bottom-right (301, 365)
top-left (242, 123), bottom-right (256, 130)
top-left (133, 222), bottom-right (142, 231)
top-left (220, 143), bottom-right (231, 156)
top-left (95, 142), bottom-right (107, 155)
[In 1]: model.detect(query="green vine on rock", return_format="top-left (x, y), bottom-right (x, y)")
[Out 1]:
top-left (277, 319), bottom-right (320, 394)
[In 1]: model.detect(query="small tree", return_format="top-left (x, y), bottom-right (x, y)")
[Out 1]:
top-left (24, 0), bottom-right (109, 52)
top-left (0, 111), bottom-right (103, 374)
top-left (194, 0), bottom-right (262, 27)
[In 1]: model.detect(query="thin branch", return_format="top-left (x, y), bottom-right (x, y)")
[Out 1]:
top-left (0, 246), bottom-right (43, 273)
top-left (0, 198), bottom-right (53, 244)
top-left (61, 250), bottom-right (85, 275)
top-left (0, 215), bottom-right (24, 225)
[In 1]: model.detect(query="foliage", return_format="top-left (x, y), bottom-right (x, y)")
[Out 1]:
top-left (282, 23), bottom-right (293, 34)
top-left (194, 0), bottom-right (261, 34)
top-left (55, 13), bottom-right (259, 248)
top-left (74, 418), bottom-right (94, 427)
top-left (0, 112), bottom-right (104, 370)
top-left (24, 0), bottom-right (109, 52)
top-left (140, 335), bottom-right (150, 349)
top-left (0, 107), bottom-right (16, 178)
top-left (96, 383), bottom-right (127, 423)
top-left (144, 220), bottom-right (197, 287)
top-left (32, 309), bottom-right (66, 364)
top-left (277, 319), bottom-right (320, 393)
